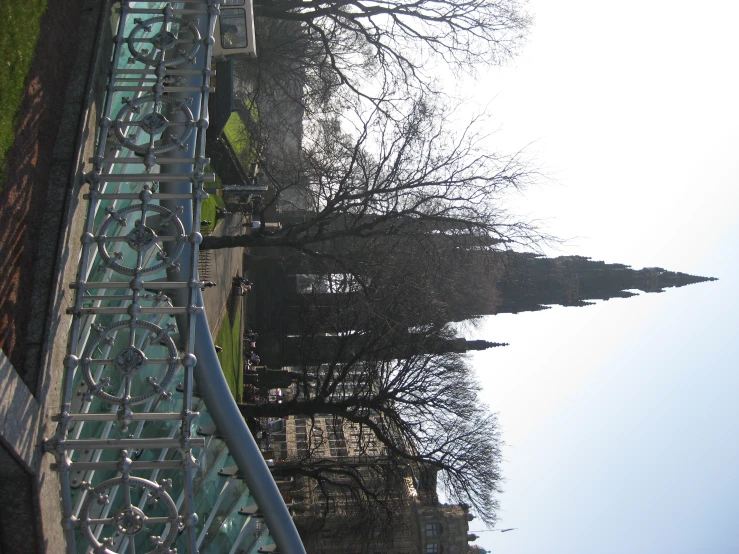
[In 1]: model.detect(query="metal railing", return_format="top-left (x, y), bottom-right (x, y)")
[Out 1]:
top-left (44, 2), bottom-right (305, 552)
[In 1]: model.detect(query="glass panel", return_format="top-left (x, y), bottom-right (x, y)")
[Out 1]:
top-left (220, 9), bottom-right (248, 49)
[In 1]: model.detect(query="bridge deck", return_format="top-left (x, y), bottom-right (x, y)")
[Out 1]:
top-left (43, 3), bottom-right (304, 553)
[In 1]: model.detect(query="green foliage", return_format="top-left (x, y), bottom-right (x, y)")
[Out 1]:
top-left (204, 163), bottom-right (223, 188)
top-left (223, 104), bottom-right (260, 166)
top-left (215, 302), bottom-right (243, 401)
top-left (223, 112), bottom-right (250, 154)
top-left (200, 192), bottom-right (225, 227)
top-left (0, 0), bottom-right (46, 188)
top-left (204, 165), bottom-right (240, 400)
top-left (201, 164), bottom-right (226, 224)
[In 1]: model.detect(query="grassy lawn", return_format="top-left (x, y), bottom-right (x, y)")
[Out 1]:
top-left (203, 162), bottom-right (242, 403)
top-left (204, 163), bottom-right (223, 188)
top-left (223, 109), bottom-right (259, 165)
top-left (0, 0), bottom-right (47, 187)
top-left (223, 112), bottom-right (251, 154)
top-left (201, 165), bottom-right (226, 226)
top-left (215, 302), bottom-right (243, 401)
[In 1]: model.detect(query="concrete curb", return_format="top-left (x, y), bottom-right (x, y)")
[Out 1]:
top-left (17, 1), bottom-right (115, 551)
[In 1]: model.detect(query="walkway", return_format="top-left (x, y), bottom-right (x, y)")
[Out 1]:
top-left (203, 214), bottom-right (246, 334)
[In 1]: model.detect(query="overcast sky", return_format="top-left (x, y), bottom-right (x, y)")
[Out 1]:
top-left (460, 1), bottom-right (739, 552)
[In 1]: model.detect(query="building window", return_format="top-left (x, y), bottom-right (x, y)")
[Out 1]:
top-left (426, 522), bottom-right (440, 537)
top-left (425, 544), bottom-right (439, 554)
top-left (449, 547), bottom-right (457, 553)
top-left (448, 523), bottom-right (456, 533)
top-left (219, 9), bottom-right (248, 49)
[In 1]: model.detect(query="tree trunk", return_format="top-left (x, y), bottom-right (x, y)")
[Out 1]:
top-left (201, 233), bottom-right (299, 250)
top-left (238, 398), bottom-right (353, 419)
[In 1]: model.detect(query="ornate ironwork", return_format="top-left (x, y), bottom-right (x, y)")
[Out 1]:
top-left (79, 469), bottom-right (180, 552)
top-left (96, 202), bottom-right (186, 275)
top-left (127, 15), bottom-right (202, 66)
top-left (44, 2), bottom-right (305, 553)
top-left (114, 94), bottom-right (195, 157)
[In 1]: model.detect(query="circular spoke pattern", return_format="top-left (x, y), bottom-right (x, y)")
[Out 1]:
top-left (79, 475), bottom-right (179, 553)
top-left (97, 203), bottom-right (186, 276)
top-left (126, 15), bottom-right (201, 67)
top-left (114, 94), bottom-right (195, 156)
top-left (80, 320), bottom-right (179, 406)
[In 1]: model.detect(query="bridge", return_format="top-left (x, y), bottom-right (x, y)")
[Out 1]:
top-left (39, 2), bottom-right (305, 552)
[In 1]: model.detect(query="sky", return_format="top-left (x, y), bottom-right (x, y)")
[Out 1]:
top-left (457, 1), bottom-right (739, 552)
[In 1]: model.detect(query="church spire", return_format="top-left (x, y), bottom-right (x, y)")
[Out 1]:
top-left (455, 339), bottom-right (508, 351)
top-left (637, 267), bottom-right (718, 293)
top-left (493, 254), bottom-right (717, 315)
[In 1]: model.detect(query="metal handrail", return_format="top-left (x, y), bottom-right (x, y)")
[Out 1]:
top-left (44, 2), bottom-right (305, 552)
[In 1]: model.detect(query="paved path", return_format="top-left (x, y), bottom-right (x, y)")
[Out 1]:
top-left (202, 213), bottom-right (247, 334)
top-left (201, 214), bottom-right (248, 400)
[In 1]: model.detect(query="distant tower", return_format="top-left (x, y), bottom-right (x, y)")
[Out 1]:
top-left (491, 254), bottom-right (717, 315)
top-left (247, 248), bottom-right (717, 339)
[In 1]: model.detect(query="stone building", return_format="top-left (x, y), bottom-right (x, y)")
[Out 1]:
top-left (416, 502), bottom-right (481, 554)
top-left (262, 409), bottom-right (485, 554)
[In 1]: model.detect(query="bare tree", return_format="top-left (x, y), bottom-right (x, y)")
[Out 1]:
top-left (202, 97), bottom-right (548, 259)
top-left (273, 421), bottom-right (412, 550)
top-left (237, 18), bottom-right (351, 116)
top-left (252, 0), bottom-right (532, 105)
top-left (240, 297), bottom-right (504, 525)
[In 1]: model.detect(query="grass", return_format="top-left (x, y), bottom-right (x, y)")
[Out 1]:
top-left (223, 112), bottom-right (250, 154)
top-left (204, 163), bottom-right (223, 188)
top-left (204, 161), bottom-right (241, 401)
top-left (0, 0), bottom-right (46, 188)
top-left (223, 107), bottom-right (259, 165)
top-left (201, 164), bottom-right (226, 225)
top-left (215, 301), bottom-right (243, 401)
